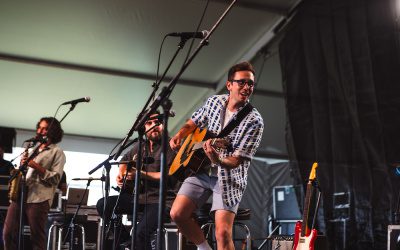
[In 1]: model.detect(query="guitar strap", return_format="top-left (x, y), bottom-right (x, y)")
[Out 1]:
top-left (217, 103), bottom-right (254, 138)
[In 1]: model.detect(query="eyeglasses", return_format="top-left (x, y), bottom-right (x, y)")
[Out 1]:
top-left (145, 119), bottom-right (160, 126)
top-left (230, 79), bottom-right (255, 87)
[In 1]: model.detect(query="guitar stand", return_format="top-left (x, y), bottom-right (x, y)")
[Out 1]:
top-left (311, 180), bottom-right (322, 230)
top-left (257, 224), bottom-right (281, 250)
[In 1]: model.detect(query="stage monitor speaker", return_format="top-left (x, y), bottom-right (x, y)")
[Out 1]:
top-left (388, 225), bottom-right (400, 250)
top-left (270, 235), bottom-right (293, 250)
top-left (271, 239), bottom-right (293, 250)
top-left (0, 127), bottom-right (16, 153)
top-left (270, 235), bottom-right (328, 250)
top-left (273, 185), bottom-right (302, 221)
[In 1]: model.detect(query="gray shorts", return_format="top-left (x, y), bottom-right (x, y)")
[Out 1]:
top-left (177, 173), bottom-right (239, 214)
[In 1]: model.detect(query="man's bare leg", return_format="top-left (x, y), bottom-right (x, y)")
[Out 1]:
top-left (214, 209), bottom-right (235, 250)
top-left (170, 195), bottom-right (208, 245)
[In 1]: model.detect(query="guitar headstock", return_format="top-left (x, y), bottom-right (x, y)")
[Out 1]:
top-left (309, 162), bottom-right (318, 181)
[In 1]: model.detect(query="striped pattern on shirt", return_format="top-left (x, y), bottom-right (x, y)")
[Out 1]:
top-left (191, 94), bottom-right (264, 207)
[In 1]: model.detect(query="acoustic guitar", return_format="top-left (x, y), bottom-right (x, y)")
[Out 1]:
top-left (293, 162), bottom-right (318, 250)
top-left (168, 127), bottom-right (230, 177)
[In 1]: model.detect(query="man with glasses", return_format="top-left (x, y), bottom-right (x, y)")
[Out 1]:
top-left (170, 61), bottom-right (264, 250)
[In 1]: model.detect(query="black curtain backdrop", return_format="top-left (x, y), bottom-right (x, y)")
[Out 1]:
top-left (279, 0), bottom-right (400, 249)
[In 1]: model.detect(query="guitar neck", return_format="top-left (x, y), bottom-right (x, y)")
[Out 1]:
top-left (191, 139), bottom-right (226, 151)
top-left (192, 141), bottom-right (205, 151)
top-left (301, 181), bottom-right (313, 237)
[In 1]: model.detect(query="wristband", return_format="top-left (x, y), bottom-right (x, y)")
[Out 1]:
top-left (217, 156), bottom-right (224, 166)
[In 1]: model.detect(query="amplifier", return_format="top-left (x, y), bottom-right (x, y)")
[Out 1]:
top-left (273, 185), bottom-right (302, 221)
top-left (270, 235), bottom-right (293, 250)
top-left (388, 225), bottom-right (400, 250)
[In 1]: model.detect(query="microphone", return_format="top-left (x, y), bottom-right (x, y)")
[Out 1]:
top-left (24, 136), bottom-right (48, 143)
top-left (61, 97), bottom-right (91, 105)
top-left (152, 110), bottom-right (176, 122)
top-left (110, 157), bottom-right (155, 165)
top-left (167, 30), bottom-right (209, 39)
top-left (72, 177), bottom-right (104, 181)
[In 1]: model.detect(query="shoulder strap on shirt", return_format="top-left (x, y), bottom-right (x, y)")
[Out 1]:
top-left (217, 103), bottom-right (253, 138)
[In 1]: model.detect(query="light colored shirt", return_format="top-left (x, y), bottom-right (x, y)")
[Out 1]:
top-left (26, 144), bottom-right (66, 206)
top-left (191, 94), bottom-right (264, 207)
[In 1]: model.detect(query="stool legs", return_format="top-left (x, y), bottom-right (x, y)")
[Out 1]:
top-left (234, 222), bottom-right (251, 250)
top-left (46, 224), bottom-right (86, 250)
top-left (75, 224), bottom-right (86, 250)
top-left (201, 222), bottom-right (251, 250)
top-left (58, 227), bottom-right (63, 250)
top-left (164, 227), bottom-right (183, 250)
top-left (47, 222), bottom-right (64, 250)
top-left (47, 223), bottom-right (57, 250)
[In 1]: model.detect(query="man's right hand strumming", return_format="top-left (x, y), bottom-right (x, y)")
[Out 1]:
top-left (170, 119), bottom-right (197, 151)
top-left (116, 164), bottom-right (136, 187)
top-left (169, 136), bottom-right (182, 151)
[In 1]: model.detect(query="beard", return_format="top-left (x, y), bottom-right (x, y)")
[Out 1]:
top-left (147, 130), bottom-right (162, 142)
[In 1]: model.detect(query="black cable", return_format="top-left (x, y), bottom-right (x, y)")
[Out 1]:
top-left (182, 0), bottom-right (210, 66)
top-left (154, 35), bottom-right (169, 89)
top-left (250, 53), bottom-right (268, 102)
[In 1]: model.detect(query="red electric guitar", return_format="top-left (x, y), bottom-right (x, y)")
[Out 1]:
top-left (293, 162), bottom-right (318, 250)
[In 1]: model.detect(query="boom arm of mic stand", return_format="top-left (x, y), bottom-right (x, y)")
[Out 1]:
top-left (113, 37), bottom-right (189, 161)
top-left (133, 0), bottom-right (238, 135)
top-left (59, 103), bottom-right (77, 123)
top-left (89, 138), bottom-right (138, 175)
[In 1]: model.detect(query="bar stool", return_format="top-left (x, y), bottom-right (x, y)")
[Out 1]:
top-left (200, 207), bottom-right (252, 250)
top-left (47, 212), bottom-right (64, 250)
top-left (163, 221), bottom-right (183, 250)
top-left (123, 214), bottom-right (182, 250)
top-left (47, 221), bottom-right (86, 250)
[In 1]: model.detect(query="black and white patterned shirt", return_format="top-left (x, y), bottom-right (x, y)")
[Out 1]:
top-left (191, 94), bottom-right (264, 207)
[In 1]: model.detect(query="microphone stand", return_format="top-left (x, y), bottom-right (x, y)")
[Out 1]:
top-left (11, 99), bottom-right (82, 250)
top-left (63, 179), bottom-right (92, 250)
top-left (113, 36), bottom-right (190, 162)
top-left (107, 161), bottom-right (134, 250)
top-left (60, 103), bottom-right (77, 123)
top-left (12, 142), bottom-right (43, 250)
top-left (103, 2), bottom-right (237, 249)
top-left (114, 31), bottom-right (192, 250)
top-left (104, 123), bottom-right (162, 249)
top-left (88, 139), bottom-right (138, 250)
top-left (99, 160), bottom-right (111, 250)
top-left (131, 0), bottom-right (237, 134)
top-left (130, 130), bottom-right (144, 250)
top-left (156, 100), bottom-right (172, 250)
